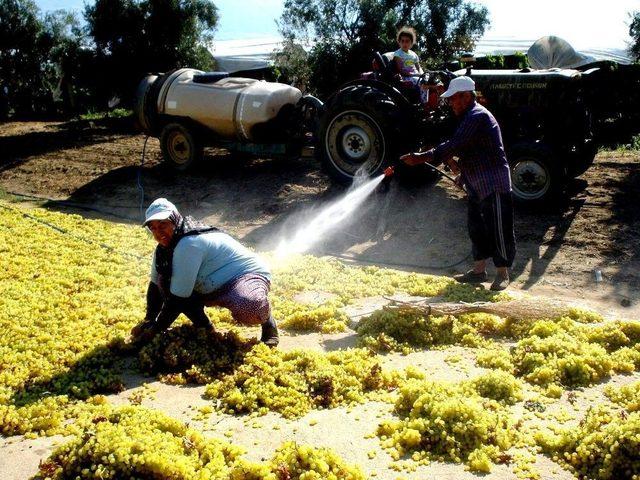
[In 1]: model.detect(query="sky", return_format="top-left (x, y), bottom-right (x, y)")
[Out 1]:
top-left (34, 0), bottom-right (639, 49)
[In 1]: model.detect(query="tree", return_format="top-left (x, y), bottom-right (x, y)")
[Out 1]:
top-left (0, 1), bottom-right (94, 117)
top-left (85, 0), bottom-right (218, 107)
top-left (277, 0), bottom-right (490, 96)
top-left (40, 10), bottom-right (90, 113)
top-left (631, 11), bottom-right (640, 61)
top-left (0, 0), bottom-right (48, 116)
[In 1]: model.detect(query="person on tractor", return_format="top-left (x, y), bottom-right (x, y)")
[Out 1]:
top-left (400, 76), bottom-right (516, 291)
top-left (393, 26), bottom-right (430, 106)
top-left (130, 198), bottom-right (279, 346)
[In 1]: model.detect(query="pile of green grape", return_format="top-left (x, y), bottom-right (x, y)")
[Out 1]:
top-left (35, 406), bottom-right (365, 480)
top-left (605, 380), bottom-right (640, 412)
top-left (268, 253), bottom-right (510, 315)
top-left (230, 442), bottom-right (366, 480)
top-left (138, 325), bottom-right (257, 384)
top-left (469, 370), bottom-right (523, 405)
top-left (509, 319), bottom-right (640, 387)
top-left (377, 376), bottom-right (520, 472)
top-left (356, 307), bottom-right (489, 354)
top-left (0, 206), bottom-right (151, 436)
top-left (273, 298), bottom-right (350, 333)
top-left (536, 405), bottom-right (640, 479)
top-left (204, 344), bottom-right (402, 418)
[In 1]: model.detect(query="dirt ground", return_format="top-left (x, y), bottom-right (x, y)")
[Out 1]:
top-left (2, 119), bottom-right (639, 319)
top-left (1, 119), bottom-right (640, 478)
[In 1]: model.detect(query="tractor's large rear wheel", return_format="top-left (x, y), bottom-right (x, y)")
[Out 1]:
top-left (159, 123), bottom-right (203, 171)
top-left (318, 88), bottom-right (405, 184)
top-left (509, 143), bottom-right (565, 204)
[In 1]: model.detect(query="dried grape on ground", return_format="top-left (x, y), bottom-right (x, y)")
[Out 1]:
top-left (2, 202), bottom-right (640, 479)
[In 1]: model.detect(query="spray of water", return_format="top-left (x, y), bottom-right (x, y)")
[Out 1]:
top-left (275, 174), bottom-right (386, 257)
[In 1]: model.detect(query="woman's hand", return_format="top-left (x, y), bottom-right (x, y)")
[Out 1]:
top-left (129, 320), bottom-right (159, 345)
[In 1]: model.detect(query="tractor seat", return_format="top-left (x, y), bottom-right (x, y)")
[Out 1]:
top-left (193, 72), bottom-right (230, 84)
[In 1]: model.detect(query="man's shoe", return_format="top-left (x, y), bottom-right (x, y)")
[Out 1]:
top-left (260, 317), bottom-right (279, 347)
top-left (453, 270), bottom-right (487, 284)
top-left (490, 275), bottom-right (510, 291)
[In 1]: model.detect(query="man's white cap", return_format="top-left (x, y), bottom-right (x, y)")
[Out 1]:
top-left (143, 198), bottom-right (179, 226)
top-left (440, 76), bottom-right (476, 98)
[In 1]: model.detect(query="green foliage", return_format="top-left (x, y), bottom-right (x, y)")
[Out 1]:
top-left (0, 0), bottom-right (70, 117)
top-left (615, 133), bottom-right (640, 151)
top-left (78, 108), bottom-right (132, 121)
top-left (630, 10), bottom-right (640, 61)
top-left (0, 1), bottom-right (102, 117)
top-left (272, 39), bottom-right (313, 91)
top-left (474, 52), bottom-right (529, 70)
top-left (277, 0), bottom-right (489, 96)
top-left (0, 0), bottom-right (219, 118)
top-left (85, 0), bottom-right (219, 106)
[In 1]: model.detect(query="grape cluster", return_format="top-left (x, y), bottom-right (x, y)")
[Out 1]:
top-left (138, 324), bottom-right (257, 384)
top-left (231, 442), bottom-right (366, 480)
top-left (356, 307), bottom-right (489, 354)
top-left (273, 298), bottom-right (350, 333)
top-left (35, 406), bottom-right (365, 480)
top-left (470, 370), bottom-right (523, 405)
top-left (605, 380), bottom-right (640, 412)
top-left (377, 378), bottom-right (518, 472)
top-left (204, 344), bottom-right (401, 418)
top-left (472, 316), bottom-right (640, 393)
top-left (510, 319), bottom-right (640, 387)
top-left (536, 405), bottom-right (640, 479)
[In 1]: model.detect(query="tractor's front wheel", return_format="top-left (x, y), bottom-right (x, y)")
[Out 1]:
top-left (159, 123), bottom-right (203, 171)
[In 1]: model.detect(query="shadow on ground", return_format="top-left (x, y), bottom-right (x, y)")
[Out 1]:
top-left (0, 118), bottom-right (133, 174)
top-left (1, 123), bottom-right (633, 308)
top-left (40, 151), bottom-right (589, 287)
top-left (597, 156), bottom-right (640, 300)
top-left (10, 343), bottom-right (140, 408)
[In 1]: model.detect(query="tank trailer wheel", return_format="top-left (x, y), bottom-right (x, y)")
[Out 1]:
top-left (159, 123), bottom-right (203, 171)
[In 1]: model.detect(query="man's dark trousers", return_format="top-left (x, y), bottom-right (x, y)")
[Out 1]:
top-left (467, 191), bottom-right (516, 268)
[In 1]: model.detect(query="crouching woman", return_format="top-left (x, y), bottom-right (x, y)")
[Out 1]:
top-left (130, 198), bottom-right (279, 346)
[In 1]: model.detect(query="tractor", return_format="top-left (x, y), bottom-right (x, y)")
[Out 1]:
top-left (135, 52), bottom-right (600, 204)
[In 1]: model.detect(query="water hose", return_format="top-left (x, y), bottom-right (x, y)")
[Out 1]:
top-left (384, 162), bottom-right (461, 187)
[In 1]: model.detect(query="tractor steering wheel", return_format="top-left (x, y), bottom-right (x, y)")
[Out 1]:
top-left (374, 51), bottom-right (389, 70)
top-left (373, 51), bottom-right (394, 81)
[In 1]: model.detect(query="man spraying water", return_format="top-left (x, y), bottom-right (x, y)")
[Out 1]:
top-left (400, 76), bottom-right (516, 291)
